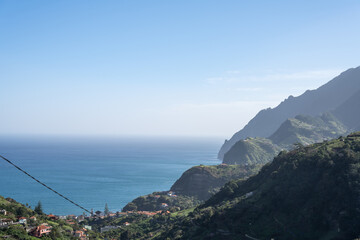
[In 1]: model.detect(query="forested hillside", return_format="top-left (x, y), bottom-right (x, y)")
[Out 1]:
top-left (158, 132), bottom-right (360, 239)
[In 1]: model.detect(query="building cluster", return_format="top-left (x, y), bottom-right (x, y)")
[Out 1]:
top-left (90, 209), bottom-right (165, 220)
top-left (97, 209), bottom-right (172, 233)
top-left (1, 196), bottom-right (177, 239)
top-left (0, 209), bottom-right (89, 239)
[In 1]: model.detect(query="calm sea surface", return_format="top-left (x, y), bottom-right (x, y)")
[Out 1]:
top-left (0, 136), bottom-right (221, 215)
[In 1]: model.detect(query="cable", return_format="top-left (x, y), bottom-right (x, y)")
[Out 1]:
top-left (0, 154), bottom-right (91, 214)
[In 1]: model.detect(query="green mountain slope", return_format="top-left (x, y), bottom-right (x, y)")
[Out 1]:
top-left (223, 112), bottom-right (348, 165)
top-left (122, 164), bottom-right (261, 212)
top-left (170, 164), bottom-right (260, 200)
top-left (269, 112), bottom-right (348, 146)
top-left (122, 192), bottom-right (201, 212)
top-left (223, 137), bottom-right (280, 165)
top-left (157, 132), bottom-right (360, 240)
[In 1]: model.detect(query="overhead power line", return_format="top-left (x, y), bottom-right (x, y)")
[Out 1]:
top-left (0, 154), bottom-right (91, 214)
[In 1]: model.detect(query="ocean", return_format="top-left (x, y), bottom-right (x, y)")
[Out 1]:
top-left (0, 136), bottom-right (221, 215)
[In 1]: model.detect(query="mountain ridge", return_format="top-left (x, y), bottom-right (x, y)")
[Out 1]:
top-left (218, 66), bottom-right (360, 159)
top-left (223, 112), bottom-right (349, 165)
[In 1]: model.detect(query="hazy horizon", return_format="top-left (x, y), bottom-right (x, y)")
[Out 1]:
top-left (1, 1), bottom-right (360, 138)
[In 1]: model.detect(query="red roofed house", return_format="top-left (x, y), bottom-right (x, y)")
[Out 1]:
top-left (66, 219), bottom-right (76, 225)
top-left (18, 217), bottom-right (27, 224)
top-left (48, 214), bottom-right (58, 220)
top-left (31, 224), bottom-right (52, 237)
top-left (74, 230), bottom-right (87, 240)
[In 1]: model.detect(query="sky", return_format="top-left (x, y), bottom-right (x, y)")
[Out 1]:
top-left (1, 0), bottom-right (360, 138)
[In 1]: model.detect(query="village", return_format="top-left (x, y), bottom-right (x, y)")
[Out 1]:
top-left (0, 208), bottom-right (174, 239)
top-left (0, 192), bottom-right (177, 239)
top-left (1, 207), bottom-right (90, 239)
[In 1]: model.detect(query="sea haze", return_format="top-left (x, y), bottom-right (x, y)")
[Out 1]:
top-left (0, 135), bottom-right (221, 215)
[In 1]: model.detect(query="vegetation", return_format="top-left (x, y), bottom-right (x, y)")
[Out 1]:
top-left (123, 192), bottom-right (201, 212)
top-left (96, 132), bottom-right (360, 239)
top-left (98, 164), bottom-right (261, 239)
top-left (170, 164), bottom-right (261, 200)
top-left (0, 196), bottom-right (98, 239)
top-left (0, 197), bottom-right (34, 221)
top-left (223, 137), bottom-right (280, 165)
top-left (123, 164), bottom-right (261, 213)
top-left (4, 132), bottom-right (360, 239)
top-left (104, 203), bottom-right (109, 216)
top-left (218, 66), bottom-right (360, 160)
top-left (269, 112), bottom-right (348, 146)
top-left (223, 112), bottom-right (349, 165)
top-left (34, 201), bottom-right (43, 215)
top-left (158, 132), bottom-right (360, 239)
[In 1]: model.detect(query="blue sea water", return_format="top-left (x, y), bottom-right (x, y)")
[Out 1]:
top-left (0, 136), bottom-right (221, 215)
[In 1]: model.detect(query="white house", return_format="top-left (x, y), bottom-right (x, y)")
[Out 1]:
top-left (19, 217), bottom-right (27, 224)
top-left (0, 218), bottom-right (13, 226)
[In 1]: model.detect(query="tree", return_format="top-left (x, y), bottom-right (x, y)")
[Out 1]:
top-left (16, 207), bottom-right (26, 217)
top-left (120, 230), bottom-right (132, 240)
top-left (49, 226), bottom-right (62, 239)
top-left (34, 201), bottom-right (43, 215)
top-left (104, 203), bottom-right (109, 216)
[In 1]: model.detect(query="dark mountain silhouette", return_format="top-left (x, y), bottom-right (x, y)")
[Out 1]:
top-left (333, 89), bottom-right (360, 131)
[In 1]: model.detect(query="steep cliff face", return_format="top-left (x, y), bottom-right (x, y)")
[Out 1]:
top-left (170, 164), bottom-right (259, 200)
top-left (218, 66), bottom-right (360, 159)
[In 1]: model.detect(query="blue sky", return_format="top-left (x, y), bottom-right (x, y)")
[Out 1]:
top-left (1, 0), bottom-right (360, 137)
